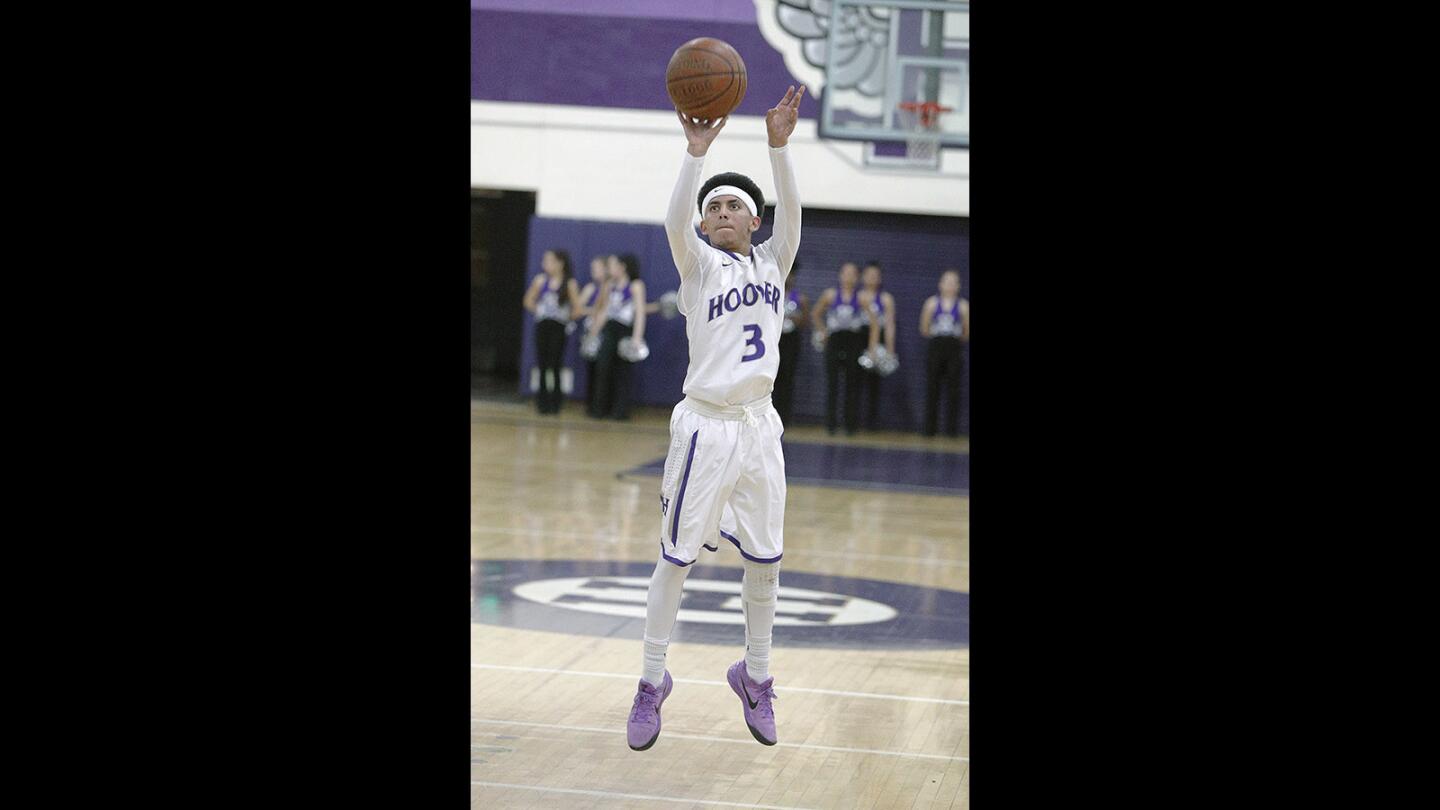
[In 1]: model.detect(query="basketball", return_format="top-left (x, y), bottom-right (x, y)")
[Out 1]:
top-left (666, 37), bottom-right (748, 120)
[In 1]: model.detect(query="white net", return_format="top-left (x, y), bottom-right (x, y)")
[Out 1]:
top-left (900, 103), bottom-right (946, 167)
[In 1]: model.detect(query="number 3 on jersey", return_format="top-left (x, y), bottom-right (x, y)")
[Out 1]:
top-left (741, 324), bottom-right (765, 362)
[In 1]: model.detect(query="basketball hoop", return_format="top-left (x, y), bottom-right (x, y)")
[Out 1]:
top-left (897, 101), bottom-right (952, 165)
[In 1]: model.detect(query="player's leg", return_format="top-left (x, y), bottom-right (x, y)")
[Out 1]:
top-left (630, 408), bottom-right (740, 750)
top-left (721, 405), bottom-right (785, 745)
top-left (628, 554), bottom-right (683, 752)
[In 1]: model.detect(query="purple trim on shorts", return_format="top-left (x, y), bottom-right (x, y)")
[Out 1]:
top-left (720, 530), bottom-right (783, 564)
top-left (660, 543), bottom-right (696, 567)
top-left (703, 543), bottom-right (718, 552)
top-left (669, 430), bottom-right (699, 547)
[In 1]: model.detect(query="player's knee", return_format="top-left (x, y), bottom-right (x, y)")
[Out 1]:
top-left (742, 560), bottom-right (779, 607)
top-left (654, 558), bottom-right (692, 583)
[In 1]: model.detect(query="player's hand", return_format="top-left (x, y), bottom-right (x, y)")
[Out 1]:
top-left (766, 85), bottom-right (805, 148)
top-left (677, 110), bottom-right (728, 157)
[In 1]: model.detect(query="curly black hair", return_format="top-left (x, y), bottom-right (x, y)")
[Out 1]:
top-left (697, 172), bottom-right (765, 218)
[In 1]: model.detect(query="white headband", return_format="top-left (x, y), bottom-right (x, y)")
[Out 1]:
top-left (701, 185), bottom-right (758, 219)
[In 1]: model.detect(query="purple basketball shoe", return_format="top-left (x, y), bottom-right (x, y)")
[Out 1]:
top-left (726, 660), bottom-right (777, 745)
top-left (626, 671), bottom-right (673, 751)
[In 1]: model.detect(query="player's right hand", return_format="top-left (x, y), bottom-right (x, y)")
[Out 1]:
top-left (677, 109), bottom-right (727, 156)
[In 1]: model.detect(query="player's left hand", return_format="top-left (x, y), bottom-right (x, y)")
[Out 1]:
top-left (766, 85), bottom-right (805, 148)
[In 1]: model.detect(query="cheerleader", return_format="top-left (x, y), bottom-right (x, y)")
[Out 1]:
top-left (577, 255), bottom-right (612, 414)
top-left (589, 253), bottom-right (647, 421)
top-left (920, 269), bottom-right (970, 437)
top-left (773, 261), bottom-right (809, 427)
top-left (810, 261), bottom-right (867, 435)
top-left (521, 249), bottom-right (582, 414)
top-left (858, 261), bottom-right (896, 430)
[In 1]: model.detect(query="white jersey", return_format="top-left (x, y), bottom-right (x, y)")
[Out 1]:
top-left (665, 146), bottom-right (801, 407)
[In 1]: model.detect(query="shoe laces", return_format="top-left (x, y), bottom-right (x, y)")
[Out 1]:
top-left (754, 683), bottom-right (778, 720)
top-left (630, 685), bottom-right (660, 722)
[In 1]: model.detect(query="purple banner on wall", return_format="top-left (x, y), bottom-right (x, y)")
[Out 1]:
top-left (472, 8), bottom-right (817, 118)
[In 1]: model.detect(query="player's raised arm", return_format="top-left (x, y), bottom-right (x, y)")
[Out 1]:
top-left (666, 112), bottom-right (728, 279)
top-left (766, 85), bottom-right (804, 277)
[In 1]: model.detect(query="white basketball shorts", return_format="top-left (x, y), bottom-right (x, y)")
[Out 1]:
top-left (658, 395), bottom-right (786, 567)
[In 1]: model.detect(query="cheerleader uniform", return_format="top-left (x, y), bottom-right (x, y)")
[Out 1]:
top-left (591, 281), bottom-right (637, 420)
top-left (924, 297), bottom-right (966, 436)
top-left (860, 289), bottom-right (889, 430)
top-left (824, 288), bottom-right (867, 434)
top-left (533, 276), bottom-right (571, 414)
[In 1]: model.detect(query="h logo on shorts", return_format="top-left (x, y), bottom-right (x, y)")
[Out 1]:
top-left (660, 495), bottom-right (670, 516)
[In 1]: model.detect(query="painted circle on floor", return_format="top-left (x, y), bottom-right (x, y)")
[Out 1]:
top-left (472, 559), bottom-right (968, 649)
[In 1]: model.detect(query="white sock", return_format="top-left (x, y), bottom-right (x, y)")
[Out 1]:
top-left (642, 636), bottom-right (669, 689)
top-left (641, 559), bottom-right (690, 687)
top-left (742, 560), bottom-right (779, 682)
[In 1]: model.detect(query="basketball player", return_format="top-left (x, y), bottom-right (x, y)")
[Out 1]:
top-left (589, 254), bottom-right (646, 421)
top-left (810, 262), bottom-right (867, 435)
top-left (577, 256), bottom-right (612, 415)
top-left (626, 84), bottom-right (805, 752)
top-left (920, 269), bottom-right (970, 437)
top-left (859, 261), bottom-right (896, 431)
top-left (773, 261), bottom-right (808, 427)
top-left (521, 249), bottom-right (581, 415)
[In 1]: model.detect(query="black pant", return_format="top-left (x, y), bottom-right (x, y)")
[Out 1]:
top-left (584, 358), bottom-right (598, 414)
top-left (534, 320), bottom-right (567, 414)
top-left (590, 320), bottom-right (634, 420)
top-left (774, 330), bottom-right (801, 427)
top-left (825, 330), bottom-right (865, 433)
top-left (925, 337), bottom-right (965, 436)
top-left (861, 365), bottom-right (882, 430)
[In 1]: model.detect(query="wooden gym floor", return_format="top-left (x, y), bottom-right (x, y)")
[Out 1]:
top-left (471, 398), bottom-right (969, 809)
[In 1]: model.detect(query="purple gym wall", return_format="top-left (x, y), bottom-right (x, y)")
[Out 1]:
top-left (520, 211), bottom-right (969, 434)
